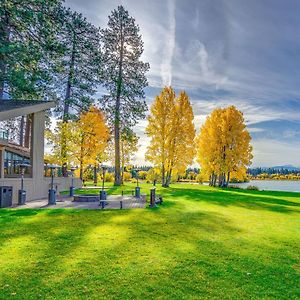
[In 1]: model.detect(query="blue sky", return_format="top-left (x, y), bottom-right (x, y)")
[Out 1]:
top-left (65, 0), bottom-right (300, 167)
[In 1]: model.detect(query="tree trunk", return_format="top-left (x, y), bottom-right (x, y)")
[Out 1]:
top-left (19, 116), bottom-right (25, 146)
top-left (114, 21), bottom-right (124, 186)
top-left (63, 33), bottom-right (76, 121)
top-left (213, 174), bottom-right (217, 187)
top-left (79, 145), bottom-right (84, 181)
top-left (80, 161), bottom-right (83, 180)
top-left (24, 115), bottom-right (32, 148)
top-left (164, 168), bottom-right (173, 187)
top-left (226, 172), bottom-right (230, 187)
top-left (61, 34), bottom-right (76, 177)
top-left (93, 165), bottom-right (97, 186)
top-left (0, 10), bottom-right (10, 100)
top-left (120, 140), bottom-right (124, 184)
top-left (161, 163), bottom-right (166, 187)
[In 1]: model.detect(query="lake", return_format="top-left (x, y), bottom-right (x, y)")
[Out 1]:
top-left (232, 180), bottom-right (300, 193)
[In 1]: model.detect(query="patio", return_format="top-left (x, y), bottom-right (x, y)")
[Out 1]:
top-left (12, 194), bottom-right (146, 210)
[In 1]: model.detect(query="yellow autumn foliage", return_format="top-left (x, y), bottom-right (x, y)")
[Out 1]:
top-left (145, 87), bottom-right (196, 186)
top-left (196, 106), bottom-right (253, 187)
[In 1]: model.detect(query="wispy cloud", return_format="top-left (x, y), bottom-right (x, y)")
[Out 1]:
top-left (160, 0), bottom-right (176, 86)
top-left (64, 0), bottom-right (300, 167)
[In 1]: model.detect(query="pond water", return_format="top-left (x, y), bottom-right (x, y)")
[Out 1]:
top-left (231, 180), bottom-right (300, 193)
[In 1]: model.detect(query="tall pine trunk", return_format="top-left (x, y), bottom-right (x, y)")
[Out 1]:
top-left (19, 116), bottom-right (25, 146)
top-left (24, 115), bottom-right (32, 148)
top-left (61, 34), bottom-right (76, 177)
top-left (0, 11), bottom-right (10, 100)
top-left (114, 22), bottom-right (124, 186)
top-left (120, 140), bottom-right (124, 184)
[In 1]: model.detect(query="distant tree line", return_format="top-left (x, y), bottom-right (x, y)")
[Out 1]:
top-left (248, 167), bottom-right (300, 176)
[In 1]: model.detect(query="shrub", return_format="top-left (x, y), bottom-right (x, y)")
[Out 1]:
top-left (123, 172), bottom-right (132, 182)
top-left (195, 174), bottom-right (204, 184)
top-left (138, 171), bottom-right (148, 180)
top-left (83, 168), bottom-right (93, 181)
top-left (105, 172), bottom-right (114, 182)
top-left (228, 185), bottom-right (242, 190)
top-left (246, 185), bottom-right (259, 191)
top-left (146, 168), bottom-right (161, 183)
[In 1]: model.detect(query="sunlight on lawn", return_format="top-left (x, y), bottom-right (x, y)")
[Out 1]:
top-left (0, 183), bottom-right (299, 299)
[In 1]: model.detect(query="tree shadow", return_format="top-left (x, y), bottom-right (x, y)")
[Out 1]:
top-left (166, 187), bottom-right (300, 214)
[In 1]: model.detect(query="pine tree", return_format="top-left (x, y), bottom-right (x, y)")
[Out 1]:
top-left (54, 8), bottom-right (102, 121)
top-left (52, 8), bottom-right (102, 175)
top-left (100, 5), bottom-right (149, 185)
top-left (0, 0), bottom-right (62, 99)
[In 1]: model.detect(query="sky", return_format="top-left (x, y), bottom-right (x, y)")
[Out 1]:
top-left (65, 0), bottom-right (300, 167)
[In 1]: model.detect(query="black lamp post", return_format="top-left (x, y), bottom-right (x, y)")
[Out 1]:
top-left (18, 162), bottom-right (30, 205)
top-left (69, 166), bottom-right (77, 197)
top-left (134, 169), bottom-right (141, 198)
top-left (48, 164), bottom-right (58, 205)
top-left (100, 164), bottom-right (108, 201)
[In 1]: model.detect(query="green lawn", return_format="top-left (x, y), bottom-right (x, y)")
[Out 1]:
top-left (0, 183), bottom-right (299, 299)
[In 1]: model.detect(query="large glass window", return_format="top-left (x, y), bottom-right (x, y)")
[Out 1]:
top-left (4, 150), bottom-right (31, 177)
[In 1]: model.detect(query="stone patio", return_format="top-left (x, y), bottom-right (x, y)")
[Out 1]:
top-left (12, 195), bottom-right (146, 210)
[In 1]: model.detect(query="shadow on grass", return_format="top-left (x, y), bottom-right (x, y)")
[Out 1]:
top-left (163, 187), bottom-right (300, 214)
top-left (0, 195), bottom-right (299, 299)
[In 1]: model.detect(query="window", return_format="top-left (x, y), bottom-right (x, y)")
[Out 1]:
top-left (4, 150), bottom-right (31, 177)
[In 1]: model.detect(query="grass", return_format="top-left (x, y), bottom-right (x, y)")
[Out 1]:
top-left (0, 183), bottom-right (299, 299)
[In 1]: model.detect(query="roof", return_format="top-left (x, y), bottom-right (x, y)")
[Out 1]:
top-left (0, 141), bottom-right (30, 158)
top-left (0, 100), bottom-right (55, 121)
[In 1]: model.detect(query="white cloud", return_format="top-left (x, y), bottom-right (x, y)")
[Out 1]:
top-left (252, 139), bottom-right (300, 167)
top-left (62, 0), bottom-right (300, 167)
top-left (160, 0), bottom-right (176, 86)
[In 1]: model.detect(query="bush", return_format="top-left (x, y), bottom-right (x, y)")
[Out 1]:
top-left (123, 172), bottom-right (132, 182)
top-left (138, 171), bottom-right (147, 180)
top-left (146, 168), bottom-right (161, 183)
top-left (195, 174), bottom-right (204, 184)
top-left (83, 168), bottom-right (93, 181)
top-left (228, 185), bottom-right (242, 190)
top-left (105, 172), bottom-right (114, 182)
top-left (246, 185), bottom-right (259, 191)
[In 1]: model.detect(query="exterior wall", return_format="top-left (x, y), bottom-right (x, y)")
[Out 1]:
top-left (0, 107), bottom-right (83, 206)
top-left (0, 147), bottom-right (4, 178)
top-left (31, 111), bottom-right (45, 179)
top-left (0, 177), bottom-right (82, 205)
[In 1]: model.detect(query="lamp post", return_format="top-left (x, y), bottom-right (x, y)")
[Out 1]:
top-left (69, 166), bottom-right (77, 197)
top-left (134, 169), bottom-right (141, 198)
top-left (48, 164), bottom-right (58, 205)
top-left (100, 164), bottom-right (108, 201)
top-left (18, 162), bottom-right (30, 205)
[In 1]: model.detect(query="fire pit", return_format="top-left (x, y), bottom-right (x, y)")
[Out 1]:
top-left (73, 194), bottom-right (99, 202)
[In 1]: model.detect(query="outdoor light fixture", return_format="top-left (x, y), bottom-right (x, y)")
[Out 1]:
top-left (18, 162), bottom-right (30, 205)
top-left (48, 164), bottom-right (59, 205)
top-left (100, 164), bottom-right (108, 201)
top-left (133, 169), bottom-right (141, 198)
top-left (69, 166), bottom-right (77, 197)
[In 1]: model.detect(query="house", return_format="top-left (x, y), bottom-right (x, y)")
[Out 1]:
top-left (0, 100), bottom-right (82, 205)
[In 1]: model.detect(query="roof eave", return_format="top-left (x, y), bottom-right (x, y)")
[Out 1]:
top-left (0, 101), bottom-right (55, 121)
